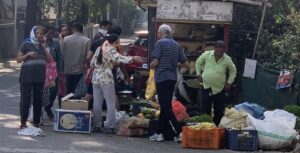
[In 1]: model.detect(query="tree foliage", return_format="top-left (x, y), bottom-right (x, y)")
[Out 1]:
top-left (38, 0), bottom-right (55, 19)
top-left (257, 9), bottom-right (300, 70)
top-left (228, 0), bottom-right (300, 70)
top-left (35, 0), bottom-right (143, 33)
top-left (88, 0), bottom-right (109, 23)
top-left (62, 0), bottom-right (83, 23)
top-left (109, 0), bottom-right (144, 35)
top-left (38, 0), bottom-right (86, 24)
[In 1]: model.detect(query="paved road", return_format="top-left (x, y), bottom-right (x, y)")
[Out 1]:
top-left (0, 60), bottom-right (296, 153)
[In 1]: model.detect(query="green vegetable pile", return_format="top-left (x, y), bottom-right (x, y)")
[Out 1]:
top-left (284, 105), bottom-right (300, 130)
top-left (187, 114), bottom-right (213, 123)
top-left (284, 105), bottom-right (300, 117)
top-left (141, 107), bottom-right (157, 119)
top-left (132, 99), bottom-right (150, 104)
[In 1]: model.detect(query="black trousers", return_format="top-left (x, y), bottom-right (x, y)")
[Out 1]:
top-left (87, 83), bottom-right (94, 110)
top-left (156, 80), bottom-right (181, 135)
top-left (65, 73), bottom-right (83, 94)
top-left (20, 82), bottom-right (44, 125)
top-left (202, 88), bottom-right (226, 126)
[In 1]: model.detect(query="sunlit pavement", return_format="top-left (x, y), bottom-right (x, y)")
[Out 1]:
top-left (0, 60), bottom-right (298, 153)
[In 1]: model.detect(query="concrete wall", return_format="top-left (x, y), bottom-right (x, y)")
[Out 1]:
top-left (0, 23), bottom-right (25, 59)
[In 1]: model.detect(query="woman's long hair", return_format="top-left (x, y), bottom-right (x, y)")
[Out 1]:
top-left (97, 33), bottom-right (120, 64)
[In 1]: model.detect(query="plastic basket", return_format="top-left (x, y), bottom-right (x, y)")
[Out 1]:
top-left (227, 130), bottom-right (258, 151)
top-left (181, 126), bottom-right (225, 149)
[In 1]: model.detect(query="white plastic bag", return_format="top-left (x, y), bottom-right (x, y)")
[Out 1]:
top-left (264, 109), bottom-right (296, 129)
top-left (104, 111), bottom-right (129, 130)
top-left (247, 110), bottom-right (298, 150)
top-left (18, 127), bottom-right (45, 136)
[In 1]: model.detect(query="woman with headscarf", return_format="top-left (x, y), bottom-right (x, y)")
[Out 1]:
top-left (90, 34), bottom-right (143, 133)
top-left (17, 26), bottom-right (52, 129)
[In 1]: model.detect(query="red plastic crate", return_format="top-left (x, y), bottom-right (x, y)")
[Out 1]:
top-left (182, 126), bottom-right (225, 149)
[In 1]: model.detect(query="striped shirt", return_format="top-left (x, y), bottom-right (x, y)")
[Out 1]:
top-left (152, 36), bottom-right (187, 83)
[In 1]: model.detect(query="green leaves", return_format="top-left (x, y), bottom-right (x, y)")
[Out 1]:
top-left (257, 9), bottom-right (300, 70)
top-left (274, 14), bottom-right (285, 24)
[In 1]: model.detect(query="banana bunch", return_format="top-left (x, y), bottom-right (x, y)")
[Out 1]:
top-left (189, 122), bottom-right (216, 130)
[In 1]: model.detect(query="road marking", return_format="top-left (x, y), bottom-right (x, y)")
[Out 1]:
top-left (0, 148), bottom-right (110, 153)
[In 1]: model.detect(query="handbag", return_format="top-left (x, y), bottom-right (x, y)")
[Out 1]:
top-left (85, 67), bottom-right (94, 84)
top-left (44, 59), bottom-right (58, 88)
top-left (145, 69), bottom-right (156, 100)
top-left (73, 75), bottom-right (87, 98)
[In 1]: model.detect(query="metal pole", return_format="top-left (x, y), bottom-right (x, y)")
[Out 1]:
top-left (14, 0), bottom-right (18, 50)
top-left (56, 0), bottom-right (62, 29)
top-left (252, 0), bottom-right (268, 59)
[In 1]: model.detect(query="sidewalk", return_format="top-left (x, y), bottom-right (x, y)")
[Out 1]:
top-left (0, 59), bottom-right (21, 76)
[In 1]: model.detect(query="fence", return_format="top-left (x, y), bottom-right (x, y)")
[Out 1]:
top-left (242, 64), bottom-right (299, 108)
top-left (0, 22), bottom-right (25, 60)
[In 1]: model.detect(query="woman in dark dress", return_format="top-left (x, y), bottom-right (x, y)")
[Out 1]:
top-left (16, 26), bottom-right (52, 128)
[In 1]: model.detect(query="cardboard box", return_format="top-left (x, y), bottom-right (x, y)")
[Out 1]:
top-left (54, 109), bottom-right (91, 133)
top-left (61, 93), bottom-right (88, 110)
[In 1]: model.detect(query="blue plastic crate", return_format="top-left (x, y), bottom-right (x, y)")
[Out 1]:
top-left (227, 130), bottom-right (258, 151)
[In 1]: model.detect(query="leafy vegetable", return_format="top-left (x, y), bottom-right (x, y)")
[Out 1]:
top-left (188, 114), bottom-right (213, 123)
top-left (284, 105), bottom-right (300, 117)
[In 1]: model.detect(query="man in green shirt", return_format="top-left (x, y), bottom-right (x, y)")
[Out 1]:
top-left (195, 41), bottom-right (237, 125)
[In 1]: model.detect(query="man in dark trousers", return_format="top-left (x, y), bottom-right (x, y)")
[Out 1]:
top-left (62, 23), bottom-right (90, 93)
top-left (195, 41), bottom-right (237, 126)
top-left (149, 24), bottom-right (188, 142)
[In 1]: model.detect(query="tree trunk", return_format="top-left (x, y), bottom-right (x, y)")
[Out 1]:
top-left (56, 0), bottom-right (62, 28)
top-left (24, 0), bottom-right (38, 38)
top-left (280, 0), bottom-right (290, 14)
